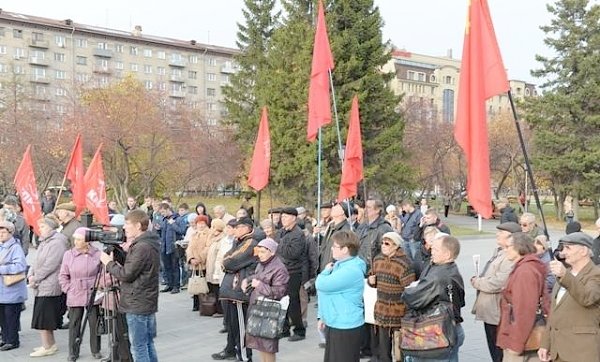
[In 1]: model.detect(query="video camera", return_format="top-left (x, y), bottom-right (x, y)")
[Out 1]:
top-left (85, 229), bottom-right (127, 265)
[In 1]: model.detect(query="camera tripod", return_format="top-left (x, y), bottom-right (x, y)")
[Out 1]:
top-left (74, 264), bottom-right (131, 362)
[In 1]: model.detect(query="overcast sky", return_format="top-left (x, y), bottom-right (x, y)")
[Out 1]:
top-left (2, 0), bottom-right (562, 83)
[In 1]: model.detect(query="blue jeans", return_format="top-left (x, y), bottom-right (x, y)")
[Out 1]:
top-left (402, 239), bottom-right (420, 259)
top-left (126, 313), bottom-right (158, 362)
top-left (408, 323), bottom-right (465, 362)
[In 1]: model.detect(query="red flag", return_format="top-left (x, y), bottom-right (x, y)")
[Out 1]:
top-left (455, 0), bottom-right (509, 219)
top-left (248, 107), bottom-right (271, 191)
top-left (65, 134), bottom-right (86, 216)
top-left (13, 145), bottom-right (42, 235)
top-left (307, 0), bottom-right (335, 142)
top-left (338, 96), bottom-right (364, 200)
top-left (84, 144), bottom-right (110, 225)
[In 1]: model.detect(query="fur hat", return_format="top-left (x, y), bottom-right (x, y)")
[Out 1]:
top-left (0, 220), bottom-right (15, 234)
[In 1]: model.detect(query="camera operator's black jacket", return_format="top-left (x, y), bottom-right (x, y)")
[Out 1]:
top-left (219, 232), bottom-right (259, 303)
top-left (106, 231), bottom-right (161, 315)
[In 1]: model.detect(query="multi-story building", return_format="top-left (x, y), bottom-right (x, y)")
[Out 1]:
top-left (0, 10), bottom-right (237, 126)
top-left (383, 49), bottom-right (537, 123)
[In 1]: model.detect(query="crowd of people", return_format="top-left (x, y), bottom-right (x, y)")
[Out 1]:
top-left (0, 191), bottom-right (600, 362)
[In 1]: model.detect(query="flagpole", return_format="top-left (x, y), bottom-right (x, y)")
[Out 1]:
top-left (256, 190), bottom-right (261, 226)
top-left (507, 91), bottom-right (549, 240)
top-left (316, 127), bottom-right (322, 224)
top-left (328, 70), bottom-right (344, 163)
top-left (53, 173), bottom-right (69, 212)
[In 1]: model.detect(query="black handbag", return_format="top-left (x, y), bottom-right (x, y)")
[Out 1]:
top-left (245, 296), bottom-right (288, 339)
top-left (96, 308), bottom-right (108, 335)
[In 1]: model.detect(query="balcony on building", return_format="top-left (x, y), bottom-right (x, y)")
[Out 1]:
top-left (93, 48), bottom-right (114, 58)
top-left (169, 74), bottom-right (184, 82)
top-left (220, 64), bottom-right (236, 74)
top-left (29, 56), bottom-right (49, 66)
top-left (168, 59), bottom-right (186, 67)
top-left (169, 90), bottom-right (186, 98)
top-left (29, 39), bottom-right (50, 48)
top-left (30, 75), bottom-right (50, 83)
top-left (93, 65), bottom-right (112, 74)
top-left (32, 94), bottom-right (51, 101)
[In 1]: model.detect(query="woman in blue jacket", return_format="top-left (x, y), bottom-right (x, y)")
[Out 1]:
top-left (0, 220), bottom-right (28, 351)
top-left (316, 230), bottom-right (366, 362)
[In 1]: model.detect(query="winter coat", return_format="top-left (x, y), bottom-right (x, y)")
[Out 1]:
top-left (319, 219), bottom-right (350, 273)
top-left (276, 224), bottom-right (306, 275)
top-left (541, 260), bottom-right (600, 362)
top-left (0, 237), bottom-right (28, 304)
top-left (106, 231), bottom-right (161, 315)
top-left (316, 256), bottom-right (366, 330)
top-left (497, 254), bottom-right (549, 354)
top-left (401, 261), bottom-right (465, 324)
top-left (29, 230), bottom-right (68, 297)
top-left (471, 248), bottom-right (514, 325)
top-left (357, 215), bottom-right (393, 270)
top-left (245, 256), bottom-right (290, 354)
top-left (60, 218), bottom-right (83, 249)
top-left (213, 235), bottom-right (234, 284)
top-left (368, 249), bottom-right (415, 327)
top-left (205, 231), bottom-right (225, 284)
top-left (186, 227), bottom-right (212, 268)
top-left (59, 246), bottom-right (102, 307)
top-left (592, 236), bottom-right (600, 265)
top-left (499, 206), bottom-right (519, 223)
top-left (399, 209), bottom-right (422, 242)
top-left (219, 232), bottom-right (258, 303)
top-left (159, 213), bottom-right (182, 254)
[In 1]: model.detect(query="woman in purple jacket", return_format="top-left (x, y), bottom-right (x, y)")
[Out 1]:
top-left (242, 238), bottom-right (289, 362)
top-left (59, 227), bottom-right (103, 361)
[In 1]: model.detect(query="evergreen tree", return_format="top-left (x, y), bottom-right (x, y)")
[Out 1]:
top-left (524, 0), bottom-right (600, 216)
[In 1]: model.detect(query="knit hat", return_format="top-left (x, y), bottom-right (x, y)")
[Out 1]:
top-left (42, 215), bottom-right (60, 229)
top-left (0, 220), bottom-right (15, 234)
top-left (73, 227), bottom-right (89, 240)
top-left (257, 238), bottom-right (278, 253)
top-left (565, 221), bottom-right (581, 235)
top-left (55, 202), bottom-right (76, 212)
top-left (382, 231), bottom-right (402, 247)
top-left (211, 218), bottom-right (226, 232)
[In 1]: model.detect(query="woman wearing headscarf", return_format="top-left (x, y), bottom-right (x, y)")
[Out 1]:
top-left (59, 227), bottom-right (103, 361)
top-left (205, 219), bottom-right (227, 315)
top-left (242, 238), bottom-right (289, 362)
top-left (28, 215), bottom-right (68, 357)
top-left (186, 215), bottom-right (212, 311)
top-left (0, 220), bottom-right (28, 351)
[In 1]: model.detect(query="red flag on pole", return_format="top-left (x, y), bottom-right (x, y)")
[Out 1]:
top-left (455, 0), bottom-right (509, 219)
top-left (248, 107), bottom-right (271, 192)
top-left (84, 144), bottom-right (110, 225)
top-left (307, 0), bottom-right (335, 142)
top-left (13, 145), bottom-right (42, 235)
top-left (65, 134), bottom-right (86, 216)
top-left (338, 96), bottom-right (364, 200)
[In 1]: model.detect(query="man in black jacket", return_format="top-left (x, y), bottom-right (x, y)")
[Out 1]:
top-left (276, 207), bottom-right (307, 341)
top-left (101, 210), bottom-right (161, 362)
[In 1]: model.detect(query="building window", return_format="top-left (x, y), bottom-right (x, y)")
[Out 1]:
top-left (188, 86), bottom-right (198, 94)
top-left (158, 82), bottom-right (166, 91)
top-left (189, 55), bottom-right (198, 64)
top-left (76, 56), bottom-right (87, 65)
top-left (14, 48), bottom-right (25, 58)
top-left (157, 67), bottom-right (166, 75)
top-left (54, 53), bottom-right (65, 62)
top-left (56, 70), bottom-right (67, 80)
top-left (56, 87), bottom-right (66, 96)
top-left (144, 80), bottom-right (153, 90)
top-left (171, 68), bottom-right (182, 77)
top-left (0, 27), bottom-right (5, 36)
top-left (206, 88), bottom-right (216, 97)
top-left (13, 29), bottom-right (23, 39)
top-left (442, 89), bottom-right (455, 122)
top-left (207, 58), bottom-right (217, 66)
top-left (115, 61), bottom-right (124, 70)
top-left (115, 44), bottom-right (124, 53)
top-left (418, 73), bottom-right (425, 82)
top-left (525, 88), bottom-right (530, 96)
top-left (144, 49), bottom-right (152, 57)
top-left (171, 53), bottom-right (182, 62)
top-left (0, 46), bottom-right (6, 55)
top-left (445, 75), bottom-right (452, 85)
top-left (188, 71), bottom-right (197, 79)
top-left (157, 51), bottom-right (166, 60)
top-left (222, 74), bottom-right (229, 83)
top-left (97, 42), bottom-right (109, 50)
top-left (55, 35), bottom-right (66, 46)
top-left (130, 46), bottom-right (138, 56)
top-left (130, 63), bottom-right (138, 72)
top-left (407, 71), bottom-right (415, 80)
top-left (32, 32), bottom-right (44, 41)
top-left (430, 75), bottom-right (436, 83)
top-left (13, 65), bottom-right (24, 74)
top-left (76, 73), bottom-right (90, 82)
top-left (207, 103), bottom-right (216, 111)
top-left (75, 38), bottom-right (87, 48)
top-left (31, 50), bottom-right (46, 59)
top-left (207, 73), bottom-right (216, 81)
top-left (0, 64), bottom-right (8, 73)
top-left (56, 105), bottom-right (66, 114)
top-left (144, 65), bottom-right (152, 74)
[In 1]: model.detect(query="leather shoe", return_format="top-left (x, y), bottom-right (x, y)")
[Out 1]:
top-left (0, 343), bottom-right (19, 351)
top-left (211, 350), bottom-right (236, 360)
top-left (92, 352), bottom-right (103, 359)
top-left (160, 287), bottom-right (173, 293)
top-left (67, 355), bottom-right (77, 361)
top-left (218, 327), bottom-right (227, 333)
top-left (170, 288), bottom-right (180, 294)
top-left (288, 334), bottom-right (305, 342)
top-left (279, 331), bottom-right (290, 338)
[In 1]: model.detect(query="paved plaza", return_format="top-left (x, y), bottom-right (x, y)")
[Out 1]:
top-left (5, 214), bottom-right (567, 362)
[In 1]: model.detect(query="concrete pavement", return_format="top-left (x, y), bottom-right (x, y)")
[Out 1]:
top-left (5, 214), bottom-right (567, 362)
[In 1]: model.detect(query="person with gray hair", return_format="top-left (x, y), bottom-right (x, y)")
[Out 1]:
top-left (213, 205), bottom-right (235, 224)
top-left (2, 196), bottom-right (31, 256)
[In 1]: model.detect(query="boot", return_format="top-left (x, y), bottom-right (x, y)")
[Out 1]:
top-left (192, 295), bottom-right (199, 312)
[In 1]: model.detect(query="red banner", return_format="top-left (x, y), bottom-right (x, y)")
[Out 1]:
top-left (13, 145), bottom-right (42, 235)
top-left (84, 144), bottom-right (110, 225)
top-left (338, 96), bottom-right (364, 200)
top-left (248, 107), bottom-right (271, 192)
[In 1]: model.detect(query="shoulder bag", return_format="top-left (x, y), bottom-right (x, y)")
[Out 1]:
top-left (246, 295), bottom-right (289, 339)
top-left (401, 284), bottom-right (457, 359)
top-left (524, 279), bottom-right (546, 351)
top-left (188, 268), bottom-right (209, 295)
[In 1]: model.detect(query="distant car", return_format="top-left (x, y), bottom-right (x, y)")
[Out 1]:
top-left (578, 199), bottom-right (596, 207)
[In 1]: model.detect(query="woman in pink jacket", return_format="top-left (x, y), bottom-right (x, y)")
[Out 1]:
top-left (59, 227), bottom-right (103, 361)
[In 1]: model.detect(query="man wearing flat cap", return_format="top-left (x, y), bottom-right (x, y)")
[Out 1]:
top-left (538, 232), bottom-right (600, 362)
top-left (470, 222), bottom-right (520, 362)
top-left (54, 202), bottom-right (82, 249)
top-left (276, 207), bottom-right (307, 341)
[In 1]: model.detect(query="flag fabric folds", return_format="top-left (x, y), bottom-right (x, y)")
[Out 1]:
top-left (84, 144), bottom-right (110, 225)
top-left (338, 96), bottom-right (364, 201)
top-left (248, 107), bottom-right (271, 192)
top-left (307, 0), bottom-right (335, 142)
top-left (13, 145), bottom-right (42, 235)
top-left (455, 0), bottom-right (509, 219)
top-left (65, 134), bottom-right (86, 216)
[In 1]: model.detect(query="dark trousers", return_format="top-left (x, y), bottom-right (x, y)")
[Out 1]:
top-left (360, 323), bottom-right (377, 355)
top-left (484, 323), bottom-right (503, 362)
top-left (58, 293), bottom-right (68, 326)
top-left (208, 283), bottom-right (223, 314)
top-left (0, 303), bottom-right (22, 345)
top-left (109, 311), bottom-right (132, 362)
top-left (375, 326), bottom-right (394, 362)
top-left (68, 306), bottom-right (101, 357)
top-left (325, 325), bottom-right (362, 362)
top-left (284, 272), bottom-right (305, 336)
top-left (224, 300), bottom-right (251, 361)
top-left (444, 205), bottom-right (450, 218)
top-left (161, 250), bottom-right (180, 289)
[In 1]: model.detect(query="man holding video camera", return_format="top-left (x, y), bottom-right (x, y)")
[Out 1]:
top-left (100, 210), bottom-right (160, 362)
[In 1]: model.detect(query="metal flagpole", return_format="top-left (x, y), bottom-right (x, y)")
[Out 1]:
top-left (328, 69), bottom-right (344, 163)
top-left (507, 91), bottom-right (549, 239)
